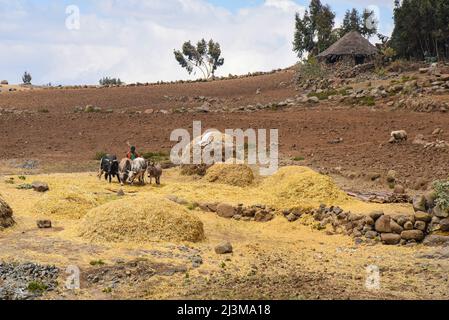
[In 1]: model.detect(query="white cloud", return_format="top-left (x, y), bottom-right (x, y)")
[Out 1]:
top-left (0, 0), bottom-right (307, 85)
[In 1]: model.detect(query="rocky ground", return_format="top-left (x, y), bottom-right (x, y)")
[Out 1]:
top-left (0, 64), bottom-right (448, 300)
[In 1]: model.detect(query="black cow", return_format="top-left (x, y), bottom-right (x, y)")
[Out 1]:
top-left (98, 155), bottom-right (120, 183)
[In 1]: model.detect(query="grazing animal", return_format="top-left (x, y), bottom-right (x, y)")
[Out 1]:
top-left (98, 155), bottom-right (120, 183)
top-left (147, 162), bottom-right (163, 185)
top-left (118, 158), bottom-right (132, 186)
top-left (127, 157), bottom-right (148, 185)
top-left (389, 130), bottom-right (408, 143)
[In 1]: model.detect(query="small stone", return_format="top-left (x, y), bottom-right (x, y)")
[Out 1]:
top-left (381, 233), bottom-right (401, 245)
top-left (31, 181), bottom-right (49, 192)
top-left (433, 205), bottom-right (449, 218)
top-left (440, 219), bottom-right (449, 232)
top-left (216, 203), bottom-right (236, 219)
top-left (403, 221), bottom-right (414, 230)
top-left (369, 211), bottom-right (384, 220)
top-left (414, 221), bottom-right (427, 231)
top-left (365, 231), bottom-right (378, 239)
top-left (415, 211), bottom-right (431, 223)
top-left (390, 220), bottom-right (404, 234)
top-left (117, 189), bottom-right (125, 197)
top-left (215, 242), bottom-right (233, 255)
top-left (286, 213), bottom-right (299, 222)
top-left (401, 230), bottom-right (424, 241)
top-left (37, 220), bottom-right (52, 229)
top-left (393, 185), bottom-right (405, 194)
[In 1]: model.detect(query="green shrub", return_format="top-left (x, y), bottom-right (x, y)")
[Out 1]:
top-left (90, 259), bottom-right (106, 266)
top-left (141, 151), bottom-right (169, 162)
top-left (94, 152), bottom-right (107, 161)
top-left (27, 281), bottom-right (48, 293)
top-left (434, 180), bottom-right (449, 210)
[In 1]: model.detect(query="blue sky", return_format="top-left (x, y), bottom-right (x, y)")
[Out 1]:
top-left (0, 0), bottom-right (395, 85)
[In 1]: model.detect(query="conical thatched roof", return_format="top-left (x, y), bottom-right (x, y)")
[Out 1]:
top-left (317, 31), bottom-right (378, 58)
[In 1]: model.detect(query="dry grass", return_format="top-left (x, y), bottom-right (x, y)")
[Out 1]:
top-left (78, 194), bottom-right (205, 244)
top-left (204, 163), bottom-right (255, 187)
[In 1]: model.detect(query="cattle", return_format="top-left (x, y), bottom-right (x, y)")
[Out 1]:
top-left (127, 157), bottom-right (148, 185)
top-left (118, 158), bottom-right (132, 186)
top-left (147, 161), bottom-right (163, 185)
top-left (98, 155), bottom-right (120, 183)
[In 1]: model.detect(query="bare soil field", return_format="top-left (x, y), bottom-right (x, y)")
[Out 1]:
top-left (0, 70), bottom-right (449, 300)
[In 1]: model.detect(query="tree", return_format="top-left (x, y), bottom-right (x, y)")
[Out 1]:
top-left (174, 39), bottom-right (224, 79)
top-left (391, 0), bottom-right (449, 60)
top-left (340, 8), bottom-right (377, 38)
top-left (293, 0), bottom-right (336, 58)
top-left (99, 77), bottom-right (123, 86)
top-left (22, 71), bottom-right (32, 85)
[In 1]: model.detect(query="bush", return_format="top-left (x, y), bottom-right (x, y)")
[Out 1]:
top-left (94, 152), bottom-right (107, 161)
top-left (99, 77), bottom-right (123, 86)
top-left (434, 180), bottom-right (449, 210)
top-left (141, 151), bottom-right (169, 162)
top-left (22, 71), bottom-right (32, 85)
top-left (297, 56), bottom-right (328, 81)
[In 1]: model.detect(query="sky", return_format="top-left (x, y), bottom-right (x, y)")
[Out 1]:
top-left (0, 0), bottom-right (396, 85)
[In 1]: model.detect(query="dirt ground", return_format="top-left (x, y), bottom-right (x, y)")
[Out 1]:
top-left (0, 71), bottom-right (448, 190)
top-left (0, 70), bottom-right (448, 300)
top-left (0, 170), bottom-right (447, 300)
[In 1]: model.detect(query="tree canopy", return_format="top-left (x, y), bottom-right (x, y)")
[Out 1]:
top-left (391, 0), bottom-right (449, 60)
top-left (174, 39), bottom-right (224, 79)
top-left (293, 0), bottom-right (377, 59)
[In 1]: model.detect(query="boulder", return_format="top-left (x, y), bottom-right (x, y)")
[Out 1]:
top-left (403, 221), bottom-right (414, 230)
top-left (423, 235), bottom-right (449, 247)
top-left (413, 195), bottom-right (426, 212)
top-left (439, 219), bottom-right (449, 232)
top-left (216, 203), bottom-right (236, 219)
top-left (375, 215), bottom-right (391, 233)
top-left (37, 220), bottom-right (52, 229)
top-left (369, 211), bottom-right (384, 220)
top-left (0, 197), bottom-right (14, 229)
top-left (401, 230), bottom-right (424, 241)
top-left (433, 205), bottom-right (449, 218)
top-left (414, 221), bottom-right (427, 231)
top-left (415, 211), bottom-right (432, 223)
top-left (215, 242), bottom-right (233, 254)
top-left (381, 233), bottom-right (401, 245)
top-left (31, 181), bottom-right (49, 193)
top-left (390, 220), bottom-right (404, 234)
top-left (365, 231), bottom-right (378, 239)
top-left (393, 185), bottom-right (405, 194)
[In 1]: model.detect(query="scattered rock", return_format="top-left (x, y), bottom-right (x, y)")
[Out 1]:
top-left (401, 230), bottom-right (424, 241)
top-left (215, 242), bottom-right (233, 255)
top-left (413, 195), bottom-right (426, 212)
top-left (31, 181), bottom-right (49, 193)
top-left (414, 211), bottom-right (431, 223)
top-left (403, 221), bottom-right (414, 230)
top-left (423, 235), bottom-right (449, 247)
top-left (37, 220), bottom-right (52, 229)
top-left (369, 211), bottom-right (384, 220)
top-left (375, 215), bottom-right (391, 233)
top-left (0, 197), bottom-right (14, 230)
top-left (439, 219), bottom-right (449, 232)
top-left (414, 221), bottom-right (427, 231)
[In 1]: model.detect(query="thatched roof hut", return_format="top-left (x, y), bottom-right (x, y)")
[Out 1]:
top-left (317, 31), bottom-right (379, 65)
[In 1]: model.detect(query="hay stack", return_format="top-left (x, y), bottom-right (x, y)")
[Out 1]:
top-left (35, 187), bottom-right (100, 219)
top-left (204, 163), bottom-right (254, 187)
top-left (79, 194), bottom-right (205, 244)
top-left (0, 196), bottom-right (14, 230)
top-left (259, 166), bottom-right (349, 209)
